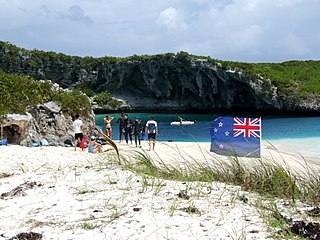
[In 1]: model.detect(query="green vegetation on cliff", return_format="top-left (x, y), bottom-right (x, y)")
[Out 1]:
top-left (217, 59), bottom-right (320, 99)
top-left (176, 51), bottom-right (320, 99)
top-left (0, 70), bottom-right (91, 117)
top-left (0, 41), bottom-right (319, 106)
top-left (93, 92), bottom-right (122, 108)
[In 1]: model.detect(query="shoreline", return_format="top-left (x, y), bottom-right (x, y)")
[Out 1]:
top-left (93, 108), bottom-right (320, 116)
top-left (266, 137), bottom-right (320, 158)
top-left (1, 137), bottom-right (319, 166)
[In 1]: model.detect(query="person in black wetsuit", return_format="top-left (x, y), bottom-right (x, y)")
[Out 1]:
top-left (133, 117), bottom-right (143, 147)
top-left (116, 112), bottom-right (125, 143)
top-left (123, 114), bottom-right (133, 144)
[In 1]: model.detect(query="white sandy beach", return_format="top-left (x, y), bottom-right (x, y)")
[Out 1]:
top-left (267, 137), bottom-right (320, 159)
top-left (0, 139), bottom-right (319, 239)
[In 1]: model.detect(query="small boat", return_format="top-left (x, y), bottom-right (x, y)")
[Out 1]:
top-left (170, 116), bottom-right (196, 126)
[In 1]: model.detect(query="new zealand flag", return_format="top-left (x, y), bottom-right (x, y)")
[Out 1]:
top-left (210, 117), bottom-right (261, 158)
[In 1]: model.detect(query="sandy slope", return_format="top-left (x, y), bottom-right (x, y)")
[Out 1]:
top-left (0, 139), bottom-right (319, 239)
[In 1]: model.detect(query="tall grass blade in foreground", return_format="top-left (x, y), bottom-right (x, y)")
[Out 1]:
top-left (112, 147), bottom-right (320, 205)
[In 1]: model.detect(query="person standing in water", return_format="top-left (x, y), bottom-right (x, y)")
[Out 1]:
top-left (104, 115), bottom-right (114, 139)
top-left (145, 116), bottom-right (158, 151)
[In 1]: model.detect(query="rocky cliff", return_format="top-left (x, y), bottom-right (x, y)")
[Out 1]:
top-left (1, 101), bottom-right (95, 146)
top-left (1, 42), bottom-right (319, 114)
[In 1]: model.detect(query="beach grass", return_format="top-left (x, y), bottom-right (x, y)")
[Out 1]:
top-left (103, 145), bottom-right (320, 239)
top-left (2, 143), bottom-right (319, 239)
top-left (115, 150), bottom-right (314, 204)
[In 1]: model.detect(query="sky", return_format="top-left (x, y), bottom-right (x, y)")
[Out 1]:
top-left (0, 0), bottom-right (319, 63)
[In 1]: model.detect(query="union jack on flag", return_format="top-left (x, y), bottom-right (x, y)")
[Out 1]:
top-left (233, 117), bottom-right (261, 138)
top-left (210, 116), bottom-right (262, 158)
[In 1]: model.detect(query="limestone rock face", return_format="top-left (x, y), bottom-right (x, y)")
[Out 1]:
top-left (1, 102), bottom-right (95, 146)
top-left (1, 43), bottom-right (319, 113)
top-left (94, 59), bottom-right (286, 112)
top-left (1, 114), bottom-right (33, 144)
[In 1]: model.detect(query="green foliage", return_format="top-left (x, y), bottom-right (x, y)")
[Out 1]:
top-left (80, 222), bottom-right (96, 230)
top-left (93, 92), bottom-right (112, 105)
top-left (81, 88), bottom-right (95, 97)
top-left (53, 89), bottom-right (91, 117)
top-left (177, 51), bottom-right (190, 58)
top-left (0, 70), bottom-right (91, 116)
top-left (0, 70), bottom-right (52, 115)
top-left (211, 59), bottom-right (320, 98)
top-left (93, 91), bottom-right (122, 108)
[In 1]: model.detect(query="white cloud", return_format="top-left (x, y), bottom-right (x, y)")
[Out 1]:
top-left (0, 0), bottom-right (319, 62)
top-left (157, 7), bottom-right (179, 29)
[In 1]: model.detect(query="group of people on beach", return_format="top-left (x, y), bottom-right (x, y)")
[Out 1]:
top-left (73, 112), bottom-right (158, 153)
top-left (104, 112), bottom-right (158, 151)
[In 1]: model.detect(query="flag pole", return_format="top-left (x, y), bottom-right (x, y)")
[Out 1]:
top-left (259, 116), bottom-right (262, 158)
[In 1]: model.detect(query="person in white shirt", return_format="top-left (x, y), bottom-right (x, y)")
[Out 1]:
top-left (145, 116), bottom-right (158, 151)
top-left (73, 113), bottom-right (84, 151)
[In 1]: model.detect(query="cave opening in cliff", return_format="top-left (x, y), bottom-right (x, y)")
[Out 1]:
top-left (2, 124), bottom-right (22, 143)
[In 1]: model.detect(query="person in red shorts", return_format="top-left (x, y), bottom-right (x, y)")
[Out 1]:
top-left (73, 113), bottom-right (84, 151)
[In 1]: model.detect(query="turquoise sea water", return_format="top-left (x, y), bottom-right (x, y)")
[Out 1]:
top-left (95, 113), bottom-right (320, 142)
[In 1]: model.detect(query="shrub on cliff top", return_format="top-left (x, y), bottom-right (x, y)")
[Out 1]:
top-left (93, 92), bottom-right (122, 108)
top-left (53, 89), bottom-right (92, 117)
top-left (0, 70), bottom-right (52, 115)
top-left (215, 59), bottom-right (320, 98)
top-left (0, 70), bottom-right (91, 116)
